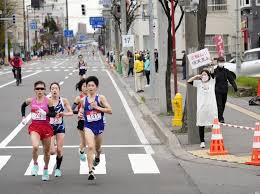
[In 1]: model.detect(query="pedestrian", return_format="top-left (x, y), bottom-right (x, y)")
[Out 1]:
top-left (187, 69), bottom-right (218, 148)
top-left (121, 52), bottom-right (129, 78)
top-left (21, 81), bottom-right (57, 181)
top-left (144, 53), bottom-right (151, 87)
top-left (72, 79), bottom-right (88, 162)
top-left (128, 53), bottom-right (134, 77)
top-left (181, 50), bottom-right (186, 80)
top-left (214, 57), bottom-right (237, 123)
top-left (79, 76), bottom-right (112, 180)
top-left (154, 49), bottom-right (159, 73)
top-left (49, 82), bottom-right (73, 177)
top-left (134, 54), bottom-right (144, 92)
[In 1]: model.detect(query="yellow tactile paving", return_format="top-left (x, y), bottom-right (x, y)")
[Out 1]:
top-left (188, 150), bottom-right (251, 164)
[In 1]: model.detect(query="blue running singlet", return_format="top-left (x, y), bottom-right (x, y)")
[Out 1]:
top-left (50, 97), bottom-right (65, 135)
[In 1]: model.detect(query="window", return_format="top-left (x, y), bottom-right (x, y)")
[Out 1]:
top-left (256, 0), bottom-right (260, 6)
top-left (240, 0), bottom-right (251, 7)
top-left (205, 34), bottom-right (229, 54)
top-left (208, 0), bottom-right (227, 12)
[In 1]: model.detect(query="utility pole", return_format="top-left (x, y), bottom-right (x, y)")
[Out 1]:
top-left (235, 0), bottom-right (241, 73)
top-left (184, 0), bottom-right (200, 144)
top-left (148, 0), bottom-right (156, 98)
top-left (23, 0), bottom-right (27, 60)
top-left (65, 0), bottom-right (69, 46)
top-left (4, 0), bottom-right (8, 65)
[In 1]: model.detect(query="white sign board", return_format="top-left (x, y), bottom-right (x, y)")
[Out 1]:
top-left (122, 35), bottom-right (134, 48)
top-left (187, 48), bottom-right (212, 69)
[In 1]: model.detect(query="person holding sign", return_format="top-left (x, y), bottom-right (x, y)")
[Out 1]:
top-left (21, 81), bottom-right (57, 181)
top-left (79, 76), bottom-right (112, 180)
top-left (187, 69), bottom-right (218, 148)
top-left (49, 82), bottom-right (73, 177)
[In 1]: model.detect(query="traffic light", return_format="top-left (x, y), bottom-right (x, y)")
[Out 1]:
top-left (81, 4), bottom-right (86, 16)
top-left (12, 14), bottom-right (16, 24)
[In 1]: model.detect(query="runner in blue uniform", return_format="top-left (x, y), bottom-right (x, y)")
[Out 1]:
top-left (79, 76), bottom-right (112, 180)
top-left (49, 82), bottom-right (73, 177)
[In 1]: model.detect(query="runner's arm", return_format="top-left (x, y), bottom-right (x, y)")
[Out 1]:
top-left (62, 98), bottom-right (73, 116)
top-left (95, 95), bottom-right (112, 114)
top-left (21, 98), bottom-right (32, 117)
top-left (47, 99), bottom-right (57, 117)
top-left (72, 96), bottom-right (80, 114)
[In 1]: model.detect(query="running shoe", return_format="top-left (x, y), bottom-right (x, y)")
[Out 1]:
top-left (54, 169), bottom-right (62, 177)
top-left (31, 165), bottom-right (39, 176)
top-left (79, 149), bottom-right (86, 162)
top-left (93, 157), bottom-right (100, 167)
top-left (88, 170), bottom-right (96, 180)
top-left (42, 169), bottom-right (49, 181)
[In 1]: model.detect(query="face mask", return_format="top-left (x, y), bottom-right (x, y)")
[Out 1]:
top-left (202, 75), bottom-right (209, 82)
top-left (218, 63), bottom-right (224, 68)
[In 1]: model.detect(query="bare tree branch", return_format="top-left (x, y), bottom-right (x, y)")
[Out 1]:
top-left (175, 5), bottom-right (184, 32)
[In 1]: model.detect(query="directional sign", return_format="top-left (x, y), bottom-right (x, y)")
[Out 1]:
top-left (64, 30), bottom-right (74, 38)
top-left (122, 35), bottom-right (134, 48)
top-left (30, 21), bottom-right (37, 30)
top-left (90, 17), bottom-right (105, 26)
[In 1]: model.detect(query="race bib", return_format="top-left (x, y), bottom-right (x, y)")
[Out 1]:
top-left (86, 110), bottom-right (102, 122)
top-left (50, 117), bottom-right (62, 125)
top-left (80, 66), bottom-right (85, 70)
top-left (31, 109), bottom-right (46, 120)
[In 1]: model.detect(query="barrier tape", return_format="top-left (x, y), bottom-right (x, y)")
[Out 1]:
top-left (220, 123), bottom-right (255, 131)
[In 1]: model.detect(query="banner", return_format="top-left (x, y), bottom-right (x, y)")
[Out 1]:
top-left (187, 48), bottom-right (211, 69)
top-left (213, 35), bottom-right (225, 57)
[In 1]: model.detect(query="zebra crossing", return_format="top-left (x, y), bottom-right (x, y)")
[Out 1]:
top-left (0, 154), bottom-right (160, 176)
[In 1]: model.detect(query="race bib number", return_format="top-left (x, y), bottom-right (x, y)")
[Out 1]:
top-left (86, 110), bottom-right (102, 122)
top-left (31, 109), bottom-right (46, 120)
top-left (50, 117), bottom-right (62, 125)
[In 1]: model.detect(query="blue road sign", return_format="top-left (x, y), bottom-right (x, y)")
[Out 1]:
top-left (79, 34), bottom-right (87, 41)
top-left (89, 17), bottom-right (105, 26)
top-left (64, 30), bottom-right (74, 38)
top-left (30, 21), bottom-right (37, 30)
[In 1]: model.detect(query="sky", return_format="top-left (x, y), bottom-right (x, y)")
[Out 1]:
top-left (25, 0), bottom-right (102, 33)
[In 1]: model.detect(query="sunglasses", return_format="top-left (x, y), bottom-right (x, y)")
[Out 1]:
top-left (35, 87), bottom-right (45, 90)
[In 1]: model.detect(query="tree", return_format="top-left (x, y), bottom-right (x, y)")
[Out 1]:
top-left (41, 17), bottom-right (59, 50)
top-left (197, 1), bottom-right (208, 50)
top-left (157, 0), bottom-right (185, 113)
top-left (111, 0), bottom-right (141, 34)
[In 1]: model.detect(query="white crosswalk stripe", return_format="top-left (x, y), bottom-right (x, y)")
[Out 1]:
top-left (128, 154), bottom-right (160, 174)
top-left (80, 154), bottom-right (106, 174)
top-left (24, 155), bottom-right (56, 176)
top-left (0, 156), bottom-right (11, 171)
top-left (0, 154), bottom-right (160, 175)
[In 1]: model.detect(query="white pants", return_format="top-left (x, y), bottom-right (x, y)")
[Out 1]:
top-left (135, 72), bottom-right (144, 92)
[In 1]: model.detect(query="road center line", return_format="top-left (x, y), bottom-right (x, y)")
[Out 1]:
top-left (0, 71), bottom-right (42, 89)
top-left (105, 69), bottom-right (154, 154)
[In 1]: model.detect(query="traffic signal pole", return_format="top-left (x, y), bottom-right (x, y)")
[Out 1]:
top-left (4, 0), bottom-right (8, 65)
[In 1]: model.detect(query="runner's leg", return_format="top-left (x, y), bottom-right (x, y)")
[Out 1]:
top-left (85, 128), bottom-right (95, 171)
top-left (30, 131), bottom-right (40, 163)
top-left (56, 133), bottom-right (65, 169)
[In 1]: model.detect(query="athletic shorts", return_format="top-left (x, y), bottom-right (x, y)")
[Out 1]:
top-left (28, 123), bottom-right (53, 140)
top-left (79, 69), bottom-right (86, 75)
top-left (84, 122), bottom-right (104, 136)
top-left (77, 120), bottom-right (84, 131)
top-left (52, 124), bottom-right (65, 135)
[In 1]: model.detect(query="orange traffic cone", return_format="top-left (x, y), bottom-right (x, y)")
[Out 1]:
top-left (257, 78), bottom-right (260, 97)
top-left (208, 118), bottom-right (228, 155)
top-left (245, 123), bottom-right (260, 165)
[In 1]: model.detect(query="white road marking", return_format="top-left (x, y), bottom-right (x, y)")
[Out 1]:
top-left (25, 70), bottom-right (33, 73)
top-left (0, 71), bottom-right (41, 89)
top-left (0, 71), bottom-right (11, 75)
top-left (0, 156), bottom-right (11, 171)
top-left (24, 155), bottom-right (56, 176)
top-left (65, 76), bottom-right (69, 79)
top-left (69, 73), bottom-right (72, 75)
top-left (54, 69), bottom-right (60, 72)
top-left (0, 114), bottom-right (32, 148)
top-left (45, 69), bottom-right (51, 72)
top-left (29, 62), bottom-right (38, 66)
top-left (64, 69), bottom-right (69, 72)
top-left (105, 69), bottom-right (154, 154)
top-left (54, 60), bottom-right (67, 68)
top-left (2, 144), bottom-right (149, 149)
top-left (128, 154), bottom-right (160, 174)
top-left (92, 69), bottom-right (98, 72)
top-left (80, 154), bottom-right (106, 174)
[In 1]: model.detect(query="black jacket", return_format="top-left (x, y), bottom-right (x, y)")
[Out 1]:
top-left (214, 67), bottom-right (237, 94)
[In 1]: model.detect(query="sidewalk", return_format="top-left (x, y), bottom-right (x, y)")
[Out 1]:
top-left (101, 54), bottom-right (259, 165)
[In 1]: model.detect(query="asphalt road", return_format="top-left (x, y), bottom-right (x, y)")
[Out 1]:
top-left (0, 51), bottom-right (200, 194)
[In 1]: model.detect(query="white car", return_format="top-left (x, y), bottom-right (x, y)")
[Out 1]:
top-left (222, 48), bottom-right (260, 77)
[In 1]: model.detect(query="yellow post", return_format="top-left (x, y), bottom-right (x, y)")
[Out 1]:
top-left (172, 93), bottom-right (183, 127)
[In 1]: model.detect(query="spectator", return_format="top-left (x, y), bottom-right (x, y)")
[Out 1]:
top-left (214, 57), bottom-right (237, 123)
top-left (128, 52), bottom-right (134, 77)
top-left (154, 49), bottom-right (159, 73)
top-left (134, 54), bottom-right (144, 92)
top-left (187, 69), bottom-right (218, 148)
top-left (144, 53), bottom-right (151, 87)
top-left (121, 52), bottom-right (129, 78)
